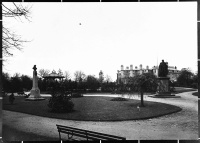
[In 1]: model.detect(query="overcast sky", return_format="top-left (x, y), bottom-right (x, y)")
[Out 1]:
top-left (3, 2), bottom-right (197, 81)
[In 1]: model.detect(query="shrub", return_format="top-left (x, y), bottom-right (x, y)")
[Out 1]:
top-left (111, 91), bottom-right (116, 94)
top-left (170, 87), bottom-right (175, 92)
top-left (191, 83), bottom-right (198, 89)
top-left (48, 93), bottom-right (74, 113)
top-left (71, 92), bottom-right (83, 98)
top-left (9, 93), bottom-right (15, 104)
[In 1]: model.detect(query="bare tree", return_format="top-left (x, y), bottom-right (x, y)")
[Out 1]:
top-left (2, 3), bottom-right (31, 58)
top-left (2, 3), bottom-right (31, 19)
top-left (38, 69), bottom-right (50, 78)
top-left (13, 72), bottom-right (21, 78)
top-left (57, 69), bottom-right (63, 76)
top-left (74, 71), bottom-right (86, 82)
top-left (64, 71), bottom-right (71, 81)
top-left (105, 75), bottom-right (112, 83)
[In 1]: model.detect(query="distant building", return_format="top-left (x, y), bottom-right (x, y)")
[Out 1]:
top-left (43, 70), bottom-right (65, 81)
top-left (167, 66), bottom-right (180, 82)
top-left (117, 64), bottom-right (181, 84)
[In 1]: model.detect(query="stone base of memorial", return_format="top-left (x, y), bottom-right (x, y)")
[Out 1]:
top-left (26, 88), bottom-right (45, 101)
top-left (149, 77), bottom-right (179, 98)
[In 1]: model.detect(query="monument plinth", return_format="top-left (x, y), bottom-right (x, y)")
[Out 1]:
top-left (26, 65), bottom-right (45, 101)
top-left (155, 77), bottom-right (175, 97)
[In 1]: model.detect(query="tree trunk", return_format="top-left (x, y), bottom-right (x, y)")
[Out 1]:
top-left (140, 88), bottom-right (145, 107)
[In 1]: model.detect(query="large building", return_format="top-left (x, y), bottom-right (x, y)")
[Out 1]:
top-left (117, 64), bottom-right (180, 84)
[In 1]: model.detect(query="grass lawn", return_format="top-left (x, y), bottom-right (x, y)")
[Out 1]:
top-left (173, 87), bottom-right (197, 94)
top-left (3, 96), bottom-right (181, 121)
top-left (85, 87), bottom-right (197, 96)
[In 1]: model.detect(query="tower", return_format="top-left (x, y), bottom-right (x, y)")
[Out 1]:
top-left (130, 65), bottom-right (134, 77)
top-left (121, 65), bottom-right (124, 70)
top-left (139, 64), bottom-right (143, 74)
top-left (117, 70), bottom-right (121, 84)
top-left (121, 65), bottom-right (124, 78)
top-left (99, 70), bottom-right (104, 83)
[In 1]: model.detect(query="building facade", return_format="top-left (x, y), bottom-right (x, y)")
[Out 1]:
top-left (117, 64), bottom-right (180, 84)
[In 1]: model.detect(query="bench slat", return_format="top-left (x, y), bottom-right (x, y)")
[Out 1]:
top-left (56, 125), bottom-right (125, 140)
top-left (59, 130), bottom-right (122, 141)
top-left (58, 128), bottom-right (124, 140)
top-left (56, 124), bottom-right (126, 141)
top-left (58, 130), bottom-right (90, 140)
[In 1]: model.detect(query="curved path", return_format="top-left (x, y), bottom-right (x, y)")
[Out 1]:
top-left (3, 91), bottom-right (198, 140)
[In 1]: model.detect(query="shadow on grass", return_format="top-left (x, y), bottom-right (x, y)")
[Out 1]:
top-left (48, 109), bottom-right (76, 114)
top-left (4, 103), bottom-right (18, 106)
top-left (192, 92), bottom-right (198, 97)
top-left (110, 97), bottom-right (128, 101)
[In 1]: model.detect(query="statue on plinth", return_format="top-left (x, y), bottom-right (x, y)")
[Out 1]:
top-left (26, 65), bottom-right (45, 101)
top-left (156, 60), bottom-right (175, 97)
top-left (158, 60), bottom-right (168, 77)
top-left (33, 65), bottom-right (37, 76)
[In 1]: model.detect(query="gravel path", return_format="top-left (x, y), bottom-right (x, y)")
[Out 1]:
top-left (3, 91), bottom-right (198, 140)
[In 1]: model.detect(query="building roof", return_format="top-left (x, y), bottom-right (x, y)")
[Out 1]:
top-left (43, 70), bottom-right (65, 79)
top-left (152, 66), bottom-right (159, 69)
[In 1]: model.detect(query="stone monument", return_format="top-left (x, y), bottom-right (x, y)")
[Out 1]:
top-left (155, 60), bottom-right (175, 97)
top-left (26, 65), bottom-right (45, 101)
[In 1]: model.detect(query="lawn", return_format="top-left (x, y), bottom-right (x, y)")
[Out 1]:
top-left (3, 96), bottom-right (181, 121)
top-left (173, 87), bottom-right (197, 94)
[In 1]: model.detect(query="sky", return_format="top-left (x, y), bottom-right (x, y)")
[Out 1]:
top-left (3, 2), bottom-right (197, 81)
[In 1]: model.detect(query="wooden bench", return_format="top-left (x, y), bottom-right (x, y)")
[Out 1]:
top-left (56, 124), bottom-right (126, 141)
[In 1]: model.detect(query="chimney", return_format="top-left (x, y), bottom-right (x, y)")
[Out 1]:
top-left (130, 65), bottom-right (133, 70)
top-left (121, 65), bottom-right (124, 70)
top-left (126, 66), bottom-right (129, 70)
top-left (140, 64), bottom-right (142, 70)
top-left (146, 65), bottom-right (149, 70)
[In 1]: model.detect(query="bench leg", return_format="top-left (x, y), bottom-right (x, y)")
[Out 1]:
top-left (86, 131), bottom-right (88, 141)
top-left (58, 132), bottom-right (61, 141)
